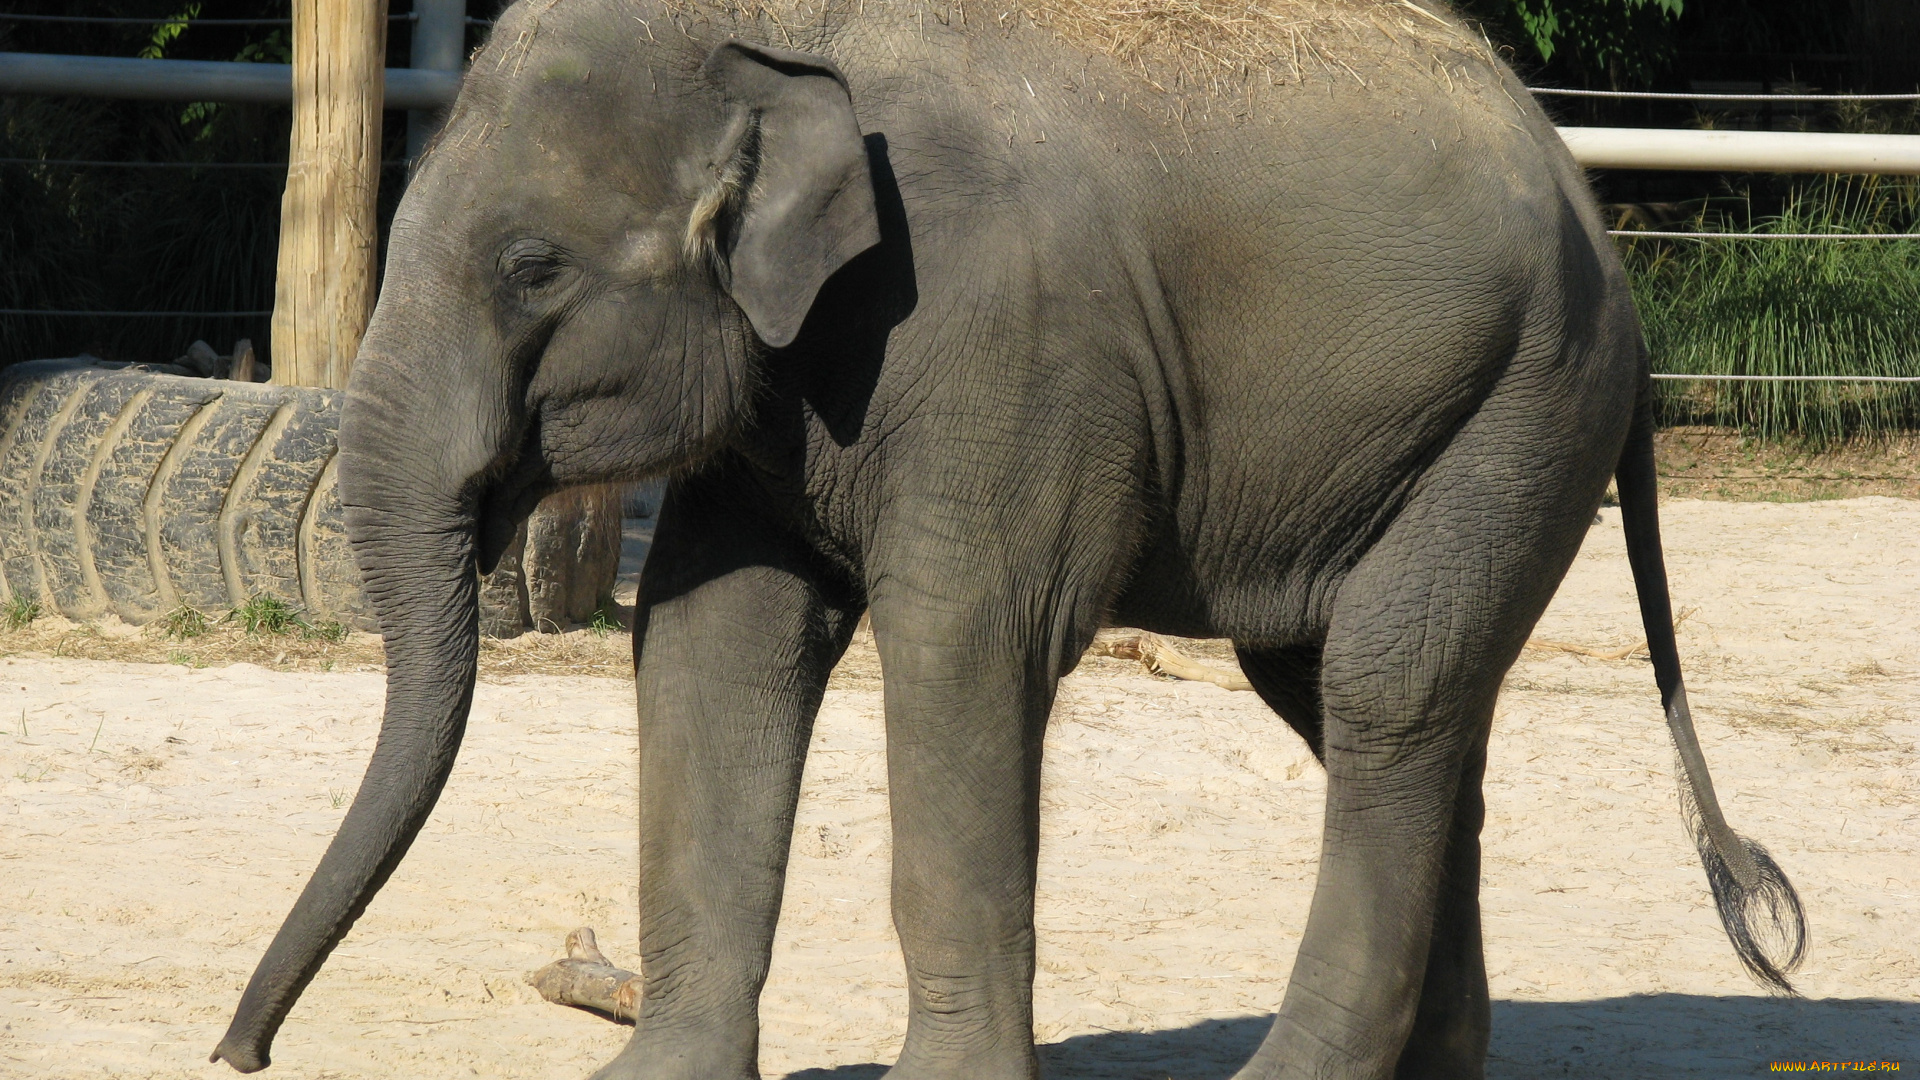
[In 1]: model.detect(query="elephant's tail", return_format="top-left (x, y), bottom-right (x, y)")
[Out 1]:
top-left (1615, 386), bottom-right (1806, 993)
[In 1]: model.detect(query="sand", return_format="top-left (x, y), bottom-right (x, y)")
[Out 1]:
top-left (2, 497), bottom-right (1916, 1079)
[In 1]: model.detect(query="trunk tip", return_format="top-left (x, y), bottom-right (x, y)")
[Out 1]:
top-left (210, 1035), bottom-right (270, 1073)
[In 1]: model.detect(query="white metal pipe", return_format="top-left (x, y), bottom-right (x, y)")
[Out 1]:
top-left (0, 51), bottom-right (459, 110)
top-left (1558, 126), bottom-right (1920, 174)
top-left (6, 57), bottom-right (1920, 176)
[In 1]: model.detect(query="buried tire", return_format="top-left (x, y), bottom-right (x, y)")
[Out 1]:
top-left (0, 359), bottom-right (373, 629)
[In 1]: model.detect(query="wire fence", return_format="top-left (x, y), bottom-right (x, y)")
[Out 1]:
top-left (0, 63), bottom-right (1912, 395)
top-left (0, 12), bottom-right (418, 25)
top-left (0, 158), bottom-right (407, 169)
top-left (0, 11), bottom-right (492, 28)
top-left (2, 201), bottom-right (1913, 388)
top-left (0, 309), bottom-right (270, 317)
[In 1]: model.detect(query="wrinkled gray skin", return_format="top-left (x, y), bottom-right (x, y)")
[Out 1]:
top-left (210, 2), bottom-right (1750, 1078)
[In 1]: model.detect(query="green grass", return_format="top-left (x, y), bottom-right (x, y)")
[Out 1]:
top-left (300, 619), bottom-right (349, 643)
top-left (228, 595), bottom-right (300, 635)
top-left (158, 605), bottom-right (210, 639)
top-left (1622, 176), bottom-right (1920, 443)
top-left (587, 603), bottom-right (622, 637)
top-left (3, 597), bottom-right (40, 631)
top-left (225, 595), bottom-right (347, 640)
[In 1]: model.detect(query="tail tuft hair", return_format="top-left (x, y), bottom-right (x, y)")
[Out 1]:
top-left (1677, 756), bottom-right (1807, 994)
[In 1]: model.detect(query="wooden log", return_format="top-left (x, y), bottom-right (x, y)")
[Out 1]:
top-left (525, 927), bottom-right (640, 1024)
top-left (523, 485), bottom-right (624, 631)
top-left (227, 339), bottom-right (258, 382)
top-left (1086, 630), bottom-right (1253, 692)
top-left (1519, 607), bottom-right (1696, 663)
top-left (270, 0), bottom-right (388, 389)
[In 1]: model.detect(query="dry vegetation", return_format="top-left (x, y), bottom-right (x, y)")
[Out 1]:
top-left (646, 0), bottom-right (1488, 89)
top-left (0, 611), bottom-right (635, 680)
top-left (1, 430), bottom-right (1910, 680)
top-left (1654, 429), bottom-right (1920, 501)
top-left (0, 607), bottom-right (1248, 689)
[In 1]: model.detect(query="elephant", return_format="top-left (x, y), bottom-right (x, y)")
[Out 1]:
top-left (210, 1), bottom-right (1806, 1077)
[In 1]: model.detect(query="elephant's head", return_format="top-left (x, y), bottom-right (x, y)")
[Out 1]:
top-left (211, 12), bottom-right (880, 1070)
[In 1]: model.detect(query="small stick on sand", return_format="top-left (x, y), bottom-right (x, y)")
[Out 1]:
top-left (1524, 638), bottom-right (1645, 661)
top-left (1087, 630), bottom-right (1253, 691)
top-left (525, 927), bottom-right (640, 1024)
top-left (1521, 606), bottom-right (1697, 662)
top-left (1092, 606), bottom-right (1696, 682)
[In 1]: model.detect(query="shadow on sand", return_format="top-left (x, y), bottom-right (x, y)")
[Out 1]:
top-left (781, 995), bottom-right (1916, 1079)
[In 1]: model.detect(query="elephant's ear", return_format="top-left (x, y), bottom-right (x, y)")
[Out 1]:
top-left (690, 41), bottom-right (880, 348)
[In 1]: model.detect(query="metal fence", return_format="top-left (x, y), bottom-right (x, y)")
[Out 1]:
top-left (1, 27), bottom-right (1918, 387)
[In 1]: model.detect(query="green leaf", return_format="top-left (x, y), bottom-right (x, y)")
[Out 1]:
top-left (137, 4), bottom-right (202, 61)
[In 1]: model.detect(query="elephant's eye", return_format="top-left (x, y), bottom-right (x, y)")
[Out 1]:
top-left (499, 240), bottom-right (567, 291)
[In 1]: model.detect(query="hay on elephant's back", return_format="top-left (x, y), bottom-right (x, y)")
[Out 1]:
top-left (673, 0), bottom-right (1490, 83)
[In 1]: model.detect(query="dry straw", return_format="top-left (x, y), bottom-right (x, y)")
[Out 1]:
top-left (662, 0), bottom-right (1489, 87)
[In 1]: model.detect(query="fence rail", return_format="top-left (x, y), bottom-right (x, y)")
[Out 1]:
top-left (1556, 127), bottom-right (1920, 174)
top-left (3, 32), bottom-right (1919, 392)
top-left (0, 51), bottom-right (458, 109)
top-left (0, 309), bottom-right (270, 317)
top-left (0, 12), bottom-right (416, 25)
top-left (1533, 87), bottom-right (1920, 103)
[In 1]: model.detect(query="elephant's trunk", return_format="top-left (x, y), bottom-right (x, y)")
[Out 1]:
top-left (212, 365), bottom-right (493, 1072)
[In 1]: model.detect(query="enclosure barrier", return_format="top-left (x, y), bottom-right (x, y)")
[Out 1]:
top-left (9, 52), bottom-right (1920, 174)
top-left (0, 51), bottom-right (458, 110)
top-left (1557, 127), bottom-right (1920, 175)
top-left (2, 32), bottom-right (1917, 632)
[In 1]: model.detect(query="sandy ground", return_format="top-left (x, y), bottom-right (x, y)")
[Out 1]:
top-left (2, 497), bottom-right (1917, 1079)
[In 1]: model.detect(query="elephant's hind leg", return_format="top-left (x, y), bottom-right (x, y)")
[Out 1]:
top-left (1238, 641), bottom-right (1491, 1078)
top-left (1235, 412), bottom-right (1608, 1080)
top-left (1392, 734), bottom-right (1492, 1080)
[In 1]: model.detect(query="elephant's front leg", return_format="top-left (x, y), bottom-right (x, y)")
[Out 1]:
top-left (873, 592), bottom-right (1070, 1080)
top-left (590, 517), bottom-right (856, 1080)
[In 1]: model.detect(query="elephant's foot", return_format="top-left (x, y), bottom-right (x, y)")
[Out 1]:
top-left (882, 1042), bottom-right (1038, 1080)
top-left (526, 929), bottom-right (758, 1080)
top-left (586, 1030), bottom-right (758, 1080)
top-left (881, 999), bottom-right (1039, 1080)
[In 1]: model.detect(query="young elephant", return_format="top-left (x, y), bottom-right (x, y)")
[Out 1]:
top-left (212, 1), bottom-right (1804, 1077)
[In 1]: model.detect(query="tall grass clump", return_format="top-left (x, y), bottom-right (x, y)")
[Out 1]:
top-left (229, 595), bottom-right (300, 634)
top-left (1621, 175), bottom-right (1920, 444)
top-left (3, 596), bottom-right (40, 631)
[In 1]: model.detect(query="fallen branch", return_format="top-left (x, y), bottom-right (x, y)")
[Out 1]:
top-left (1524, 638), bottom-right (1643, 661)
top-left (525, 927), bottom-right (639, 1024)
top-left (1521, 606), bottom-right (1697, 662)
top-left (1087, 630), bottom-right (1252, 691)
top-left (1091, 607), bottom-right (1698, 683)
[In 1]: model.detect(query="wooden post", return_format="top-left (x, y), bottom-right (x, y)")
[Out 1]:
top-left (271, 0), bottom-right (389, 389)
